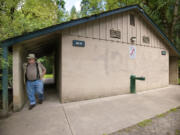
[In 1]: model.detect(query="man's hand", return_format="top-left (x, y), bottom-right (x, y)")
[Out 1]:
top-left (40, 69), bottom-right (46, 80)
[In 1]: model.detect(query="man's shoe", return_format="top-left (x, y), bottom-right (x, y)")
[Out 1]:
top-left (38, 99), bottom-right (43, 104)
top-left (29, 104), bottom-right (36, 110)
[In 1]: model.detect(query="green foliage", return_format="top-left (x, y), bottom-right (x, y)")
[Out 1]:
top-left (0, 0), bottom-right (20, 41)
top-left (38, 55), bottom-right (54, 74)
top-left (0, 48), bottom-right (10, 69)
top-left (156, 107), bottom-right (178, 118)
top-left (137, 119), bottom-right (152, 127)
top-left (44, 74), bottom-right (54, 79)
top-left (156, 112), bottom-right (168, 118)
top-left (0, 0), bottom-right (66, 41)
top-left (18, 0), bottom-right (58, 31)
top-left (105, 0), bottom-right (122, 10)
top-left (69, 6), bottom-right (78, 20)
top-left (56, 0), bottom-right (67, 23)
top-left (168, 108), bottom-right (177, 112)
top-left (175, 129), bottom-right (180, 135)
top-left (80, 0), bottom-right (104, 17)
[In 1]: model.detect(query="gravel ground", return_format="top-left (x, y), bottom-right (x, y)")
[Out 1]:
top-left (109, 107), bottom-right (180, 135)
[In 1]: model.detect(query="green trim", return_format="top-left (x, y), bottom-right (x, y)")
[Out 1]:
top-left (2, 46), bottom-right (8, 114)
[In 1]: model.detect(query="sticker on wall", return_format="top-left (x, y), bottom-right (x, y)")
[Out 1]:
top-left (129, 46), bottom-right (136, 59)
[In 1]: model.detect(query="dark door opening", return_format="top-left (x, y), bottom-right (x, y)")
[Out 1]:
top-left (169, 56), bottom-right (179, 85)
top-left (38, 53), bottom-right (58, 102)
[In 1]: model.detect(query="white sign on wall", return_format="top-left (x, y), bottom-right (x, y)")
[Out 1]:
top-left (129, 46), bottom-right (136, 59)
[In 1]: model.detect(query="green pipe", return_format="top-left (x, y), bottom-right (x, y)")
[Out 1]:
top-left (130, 75), bottom-right (145, 93)
top-left (130, 75), bottom-right (136, 93)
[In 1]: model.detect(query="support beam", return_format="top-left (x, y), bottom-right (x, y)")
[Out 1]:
top-left (2, 46), bottom-right (8, 115)
top-left (13, 45), bottom-right (26, 111)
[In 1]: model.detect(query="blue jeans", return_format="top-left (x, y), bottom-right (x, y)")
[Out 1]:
top-left (26, 80), bottom-right (44, 105)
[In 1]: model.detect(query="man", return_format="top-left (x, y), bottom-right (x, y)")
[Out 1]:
top-left (23, 53), bottom-right (46, 110)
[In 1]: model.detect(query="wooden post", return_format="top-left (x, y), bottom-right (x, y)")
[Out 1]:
top-left (2, 46), bottom-right (8, 115)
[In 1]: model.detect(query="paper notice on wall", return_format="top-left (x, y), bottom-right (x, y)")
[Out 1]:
top-left (129, 46), bottom-right (136, 59)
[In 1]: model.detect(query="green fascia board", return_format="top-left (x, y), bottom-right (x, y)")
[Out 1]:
top-left (1, 5), bottom-right (180, 56)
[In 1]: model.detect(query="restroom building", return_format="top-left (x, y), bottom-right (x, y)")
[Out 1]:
top-left (1, 5), bottom-right (179, 111)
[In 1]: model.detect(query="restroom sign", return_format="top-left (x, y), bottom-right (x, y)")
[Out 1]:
top-left (129, 46), bottom-right (136, 59)
top-left (73, 40), bottom-right (85, 47)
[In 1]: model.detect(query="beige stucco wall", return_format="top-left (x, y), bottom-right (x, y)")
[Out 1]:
top-left (61, 35), bottom-right (169, 102)
top-left (169, 56), bottom-right (179, 84)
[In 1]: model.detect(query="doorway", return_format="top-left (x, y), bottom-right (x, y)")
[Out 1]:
top-left (12, 33), bottom-right (62, 111)
top-left (169, 56), bottom-right (179, 84)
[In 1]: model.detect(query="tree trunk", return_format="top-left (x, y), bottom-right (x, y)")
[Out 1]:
top-left (169, 0), bottom-right (179, 41)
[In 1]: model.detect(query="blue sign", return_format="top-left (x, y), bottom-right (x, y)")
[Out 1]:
top-left (73, 40), bottom-right (85, 47)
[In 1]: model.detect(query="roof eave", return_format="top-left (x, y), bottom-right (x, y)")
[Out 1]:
top-left (137, 8), bottom-right (180, 57)
top-left (0, 5), bottom-right (179, 57)
top-left (0, 5), bottom-right (139, 48)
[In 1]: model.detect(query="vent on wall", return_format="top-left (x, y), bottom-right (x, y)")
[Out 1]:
top-left (110, 29), bottom-right (121, 39)
top-left (130, 14), bottom-right (135, 26)
top-left (143, 36), bottom-right (150, 44)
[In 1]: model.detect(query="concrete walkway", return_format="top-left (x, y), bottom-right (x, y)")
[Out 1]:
top-left (0, 85), bottom-right (180, 135)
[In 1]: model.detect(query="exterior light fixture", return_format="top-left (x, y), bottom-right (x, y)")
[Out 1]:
top-left (130, 37), bottom-right (136, 43)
